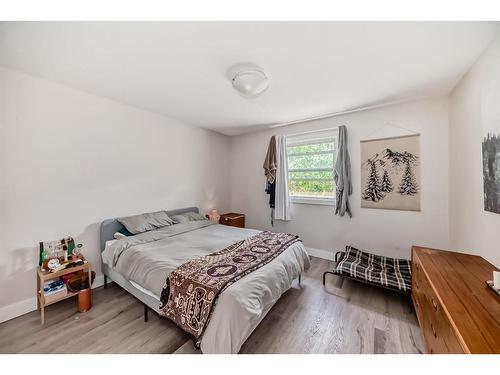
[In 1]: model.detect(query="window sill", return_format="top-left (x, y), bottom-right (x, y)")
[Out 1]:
top-left (290, 196), bottom-right (336, 206)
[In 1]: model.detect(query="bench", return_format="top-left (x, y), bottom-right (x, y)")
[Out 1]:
top-left (322, 246), bottom-right (412, 294)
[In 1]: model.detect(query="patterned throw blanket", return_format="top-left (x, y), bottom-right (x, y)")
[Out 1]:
top-left (158, 231), bottom-right (301, 345)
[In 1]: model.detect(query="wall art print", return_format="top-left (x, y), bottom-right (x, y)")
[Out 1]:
top-left (361, 134), bottom-right (420, 211)
top-left (482, 78), bottom-right (500, 214)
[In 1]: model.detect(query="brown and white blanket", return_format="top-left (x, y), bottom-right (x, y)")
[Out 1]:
top-left (158, 231), bottom-right (301, 344)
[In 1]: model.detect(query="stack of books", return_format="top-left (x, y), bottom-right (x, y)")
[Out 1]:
top-left (43, 279), bottom-right (67, 302)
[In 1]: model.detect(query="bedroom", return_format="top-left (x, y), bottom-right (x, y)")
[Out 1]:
top-left (1, 1), bottom-right (500, 372)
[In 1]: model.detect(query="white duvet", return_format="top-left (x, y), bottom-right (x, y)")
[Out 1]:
top-left (102, 221), bottom-right (310, 353)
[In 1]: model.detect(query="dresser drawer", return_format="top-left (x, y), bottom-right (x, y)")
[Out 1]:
top-left (411, 252), bottom-right (427, 320)
top-left (411, 250), bottom-right (465, 354)
top-left (420, 285), bottom-right (464, 353)
top-left (419, 288), bottom-right (448, 353)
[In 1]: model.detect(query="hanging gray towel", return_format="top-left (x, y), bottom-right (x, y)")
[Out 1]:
top-left (263, 136), bottom-right (277, 183)
top-left (263, 136), bottom-right (278, 225)
top-left (334, 125), bottom-right (352, 218)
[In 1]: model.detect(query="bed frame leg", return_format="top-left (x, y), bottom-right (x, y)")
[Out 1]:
top-left (323, 251), bottom-right (343, 286)
top-left (104, 275), bottom-right (107, 289)
top-left (144, 304), bottom-right (149, 322)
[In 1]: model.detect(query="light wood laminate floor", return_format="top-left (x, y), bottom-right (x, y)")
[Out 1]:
top-left (0, 257), bottom-right (424, 354)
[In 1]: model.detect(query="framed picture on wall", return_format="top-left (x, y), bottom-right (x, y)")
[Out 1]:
top-left (482, 76), bottom-right (500, 214)
top-left (360, 134), bottom-right (421, 211)
top-left (483, 132), bottom-right (500, 214)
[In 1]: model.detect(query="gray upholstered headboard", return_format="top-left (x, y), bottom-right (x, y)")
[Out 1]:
top-left (99, 206), bottom-right (200, 251)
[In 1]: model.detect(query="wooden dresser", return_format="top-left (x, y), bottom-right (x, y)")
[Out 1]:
top-left (411, 246), bottom-right (500, 354)
top-left (219, 213), bottom-right (245, 228)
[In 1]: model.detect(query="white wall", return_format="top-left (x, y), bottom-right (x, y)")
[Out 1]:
top-left (7, 57), bottom-right (494, 322)
top-left (449, 36), bottom-right (500, 268)
top-left (231, 98), bottom-right (450, 260)
top-left (0, 67), bottom-right (231, 318)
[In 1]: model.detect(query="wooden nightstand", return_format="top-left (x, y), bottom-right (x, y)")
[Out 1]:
top-left (37, 261), bottom-right (92, 324)
top-left (219, 213), bottom-right (245, 228)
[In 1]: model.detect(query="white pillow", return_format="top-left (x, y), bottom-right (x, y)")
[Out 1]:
top-left (114, 232), bottom-right (127, 239)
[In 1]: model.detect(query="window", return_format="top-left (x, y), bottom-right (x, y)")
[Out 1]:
top-left (286, 130), bottom-right (337, 205)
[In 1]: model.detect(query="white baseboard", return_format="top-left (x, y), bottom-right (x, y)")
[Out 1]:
top-left (0, 273), bottom-right (106, 324)
top-left (93, 274), bottom-right (105, 289)
top-left (306, 247), bottom-right (334, 261)
top-left (0, 297), bottom-right (37, 324)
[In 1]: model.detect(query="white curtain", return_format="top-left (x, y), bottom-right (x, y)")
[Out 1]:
top-left (274, 135), bottom-right (292, 221)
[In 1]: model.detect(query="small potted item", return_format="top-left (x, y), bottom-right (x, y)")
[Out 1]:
top-left (78, 288), bottom-right (92, 313)
top-left (67, 271), bottom-right (95, 312)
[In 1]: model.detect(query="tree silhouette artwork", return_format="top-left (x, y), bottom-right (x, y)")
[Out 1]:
top-left (363, 159), bottom-right (385, 201)
top-left (383, 148), bottom-right (419, 196)
top-left (362, 146), bottom-right (419, 203)
top-left (380, 169), bottom-right (394, 193)
top-left (398, 162), bottom-right (418, 195)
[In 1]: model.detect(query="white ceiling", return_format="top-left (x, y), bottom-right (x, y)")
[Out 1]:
top-left (1, 22), bottom-right (499, 135)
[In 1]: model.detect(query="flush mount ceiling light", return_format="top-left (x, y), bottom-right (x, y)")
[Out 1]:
top-left (228, 63), bottom-right (269, 97)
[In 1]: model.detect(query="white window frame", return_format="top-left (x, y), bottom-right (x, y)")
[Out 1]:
top-left (286, 129), bottom-right (338, 206)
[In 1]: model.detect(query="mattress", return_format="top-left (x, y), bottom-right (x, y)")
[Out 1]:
top-left (129, 279), bottom-right (159, 300)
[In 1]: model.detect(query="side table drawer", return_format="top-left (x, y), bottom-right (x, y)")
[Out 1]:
top-left (219, 213), bottom-right (245, 228)
top-left (220, 216), bottom-right (245, 228)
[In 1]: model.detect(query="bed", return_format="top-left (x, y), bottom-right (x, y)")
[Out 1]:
top-left (100, 207), bottom-right (310, 354)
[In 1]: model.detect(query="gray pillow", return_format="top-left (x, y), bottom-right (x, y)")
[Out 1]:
top-left (117, 210), bottom-right (174, 234)
top-left (171, 211), bottom-right (207, 223)
top-left (171, 214), bottom-right (190, 224)
top-left (185, 211), bottom-right (207, 221)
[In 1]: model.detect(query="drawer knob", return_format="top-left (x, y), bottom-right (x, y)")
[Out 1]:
top-left (431, 298), bottom-right (438, 311)
top-left (431, 323), bottom-right (437, 338)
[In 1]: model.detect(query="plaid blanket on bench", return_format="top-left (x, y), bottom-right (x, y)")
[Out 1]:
top-left (335, 246), bottom-right (411, 292)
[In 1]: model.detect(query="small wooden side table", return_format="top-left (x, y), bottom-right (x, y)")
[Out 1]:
top-left (219, 213), bottom-right (245, 228)
top-left (37, 261), bottom-right (92, 325)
